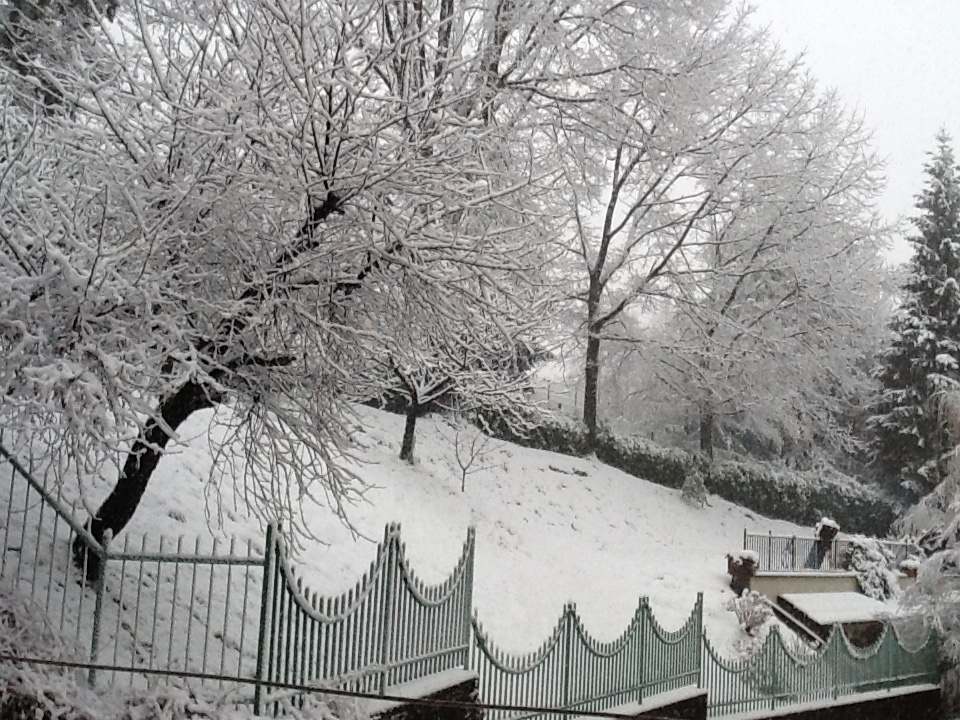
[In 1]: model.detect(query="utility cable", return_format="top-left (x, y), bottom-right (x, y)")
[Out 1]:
top-left (0, 653), bottom-right (696, 720)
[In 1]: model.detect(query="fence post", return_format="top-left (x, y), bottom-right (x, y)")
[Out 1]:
top-left (695, 592), bottom-right (704, 689)
top-left (562, 602), bottom-right (575, 708)
top-left (767, 530), bottom-right (772, 570)
top-left (253, 523), bottom-right (276, 715)
top-left (379, 525), bottom-right (398, 695)
top-left (88, 529), bottom-right (111, 689)
top-left (461, 528), bottom-right (476, 670)
top-left (637, 599), bottom-right (646, 705)
top-left (790, 536), bottom-right (796, 570)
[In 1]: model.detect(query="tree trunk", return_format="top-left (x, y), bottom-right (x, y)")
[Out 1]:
top-left (73, 380), bottom-right (217, 579)
top-left (699, 402), bottom-right (714, 459)
top-left (583, 332), bottom-right (601, 448)
top-left (400, 406), bottom-right (419, 462)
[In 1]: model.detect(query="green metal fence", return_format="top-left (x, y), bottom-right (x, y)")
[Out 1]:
top-left (0, 443), bottom-right (943, 718)
top-left (257, 522), bottom-right (475, 712)
top-left (471, 595), bottom-right (703, 720)
top-left (0, 444), bottom-right (267, 695)
top-left (702, 622), bottom-right (940, 717)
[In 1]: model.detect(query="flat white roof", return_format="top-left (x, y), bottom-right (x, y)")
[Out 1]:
top-left (780, 592), bottom-right (889, 625)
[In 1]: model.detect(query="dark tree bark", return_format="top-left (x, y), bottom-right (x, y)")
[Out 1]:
top-left (582, 271), bottom-right (603, 449)
top-left (399, 406), bottom-right (420, 462)
top-left (73, 380), bottom-right (218, 579)
top-left (583, 331), bottom-right (601, 448)
top-left (72, 192), bottom-right (347, 579)
top-left (699, 402), bottom-right (714, 459)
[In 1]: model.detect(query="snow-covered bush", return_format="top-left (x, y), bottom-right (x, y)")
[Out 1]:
top-left (707, 460), bottom-right (896, 536)
top-left (844, 536), bottom-right (899, 600)
top-left (728, 590), bottom-right (774, 637)
top-left (681, 470), bottom-right (708, 507)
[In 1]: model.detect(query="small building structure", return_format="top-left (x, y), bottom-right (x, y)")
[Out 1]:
top-left (778, 591), bottom-right (889, 647)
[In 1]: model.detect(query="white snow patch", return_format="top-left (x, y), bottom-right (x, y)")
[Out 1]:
top-left (46, 405), bottom-right (814, 658)
top-left (780, 592), bottom-right (889, 625)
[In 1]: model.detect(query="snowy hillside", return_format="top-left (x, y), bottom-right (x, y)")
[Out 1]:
top-left (61, 405), bottom-right (811, 656)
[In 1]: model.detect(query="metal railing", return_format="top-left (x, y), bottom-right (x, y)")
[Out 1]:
top-left (471, 595), bottom-right (703, 720)
top-left (743, 531), bottom-right (912, 572)
top-left (257, 522), bottom-right (475, 712)
top-left (0, 445), bottom-right (942, 718)
top-left (0, 444), bottom-right (267, 696)
top-left (0, 444), bottom-right (474, 711)
top-left (702, 622), bottom-right (939, 717)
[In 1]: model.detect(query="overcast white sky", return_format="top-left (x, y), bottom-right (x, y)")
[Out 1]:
top-left (749, 1), bottom-right (960, 262)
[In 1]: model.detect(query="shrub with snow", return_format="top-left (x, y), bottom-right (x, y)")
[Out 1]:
top-left (483, 416), bottom-right (897, 534)
top-left (681, 470), bottom-right (708, 507)
top-left (727, 590), bottom-right (774, 637)
top-left (814, 517), bottom-right (840, 538)
top-left (844, 536), bottom-right (899, 601)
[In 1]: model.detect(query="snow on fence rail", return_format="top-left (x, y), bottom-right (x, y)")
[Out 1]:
top-left (0, 445), bottom-right (941, 718)
top-left (471, 596), bottom-right (702, 720)
top-left (743, 530), bottom-right (911, 572)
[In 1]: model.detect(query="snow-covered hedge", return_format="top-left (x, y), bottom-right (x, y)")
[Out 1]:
top-left (707, 460), bottom-right (896, 536)
top-left (481, 414), bottom-right (897, 535)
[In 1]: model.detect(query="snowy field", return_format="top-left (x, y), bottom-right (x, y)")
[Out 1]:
top-left (47, 405), bottom-right (812, 658)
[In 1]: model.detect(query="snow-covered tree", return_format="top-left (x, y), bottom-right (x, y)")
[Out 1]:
top-left (0, 0), bottom-right (559, 570)
top-left (899, 392), bottom-right (960, 703)
top-left (347, 275), bottom-right (548, 462)
top-left (600, 90), bottom-right (890, 465)
top-left (539, 1), bottom-right (884, 449)
top-left (872, 133), bottom-right (960, 499)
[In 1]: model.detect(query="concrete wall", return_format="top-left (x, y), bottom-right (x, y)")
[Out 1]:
top-left (749, 572), bottom-right (860, 601)
top-left (373, 677), bottom-right (708, 720)
top-left (743, 686), bottom-right (940, 720)
top-left (373, 677), bottom-right (482, 720)
top-left (634, 691), bottom-right (707, 719)
top-left (898, 574), bottom-right (916, 592)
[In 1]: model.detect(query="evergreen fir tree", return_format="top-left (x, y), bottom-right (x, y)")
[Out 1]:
top-left (873, 132), bottom-right (960, 500)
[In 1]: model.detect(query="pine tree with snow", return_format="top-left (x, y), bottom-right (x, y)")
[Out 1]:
top-left (873, 132), bottom-right (960, 500)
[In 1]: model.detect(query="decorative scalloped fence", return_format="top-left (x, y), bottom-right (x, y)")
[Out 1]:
top-left (257, 523), bottom-right (475, 712)
top-left (702, 623), bottom-right (940, 717)
top-left (0, 444), bottom-right (943, 719)
top-left (471, 595), bottom-right (703, 720)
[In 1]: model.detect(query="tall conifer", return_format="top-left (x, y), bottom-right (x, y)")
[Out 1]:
top-left (873, 132), bottom-right (960, 499)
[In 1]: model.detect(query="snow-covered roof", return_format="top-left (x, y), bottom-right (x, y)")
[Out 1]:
top-left (780, 592), bottom-right (889, 625)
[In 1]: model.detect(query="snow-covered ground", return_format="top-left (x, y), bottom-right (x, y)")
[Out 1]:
top-left (50, 405), bottom-right (814, 658)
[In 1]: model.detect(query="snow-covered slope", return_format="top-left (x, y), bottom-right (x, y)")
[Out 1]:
top-left (65, 405), bottom-right (811, 656)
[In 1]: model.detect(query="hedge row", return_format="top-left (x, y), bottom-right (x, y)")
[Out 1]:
top-left (480, 414), bottom-right (897, 537)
